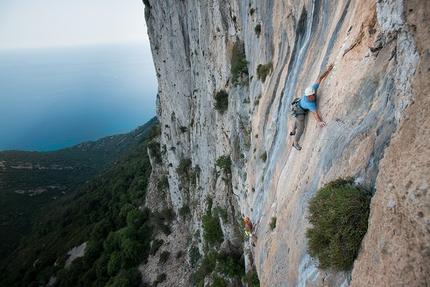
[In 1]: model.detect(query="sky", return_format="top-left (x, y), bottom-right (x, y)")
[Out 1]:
top-left (0, 0), bottom-right (149, 50)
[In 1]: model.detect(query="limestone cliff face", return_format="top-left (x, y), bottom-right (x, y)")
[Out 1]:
top-left (143, 0), bottom-right (429, 286)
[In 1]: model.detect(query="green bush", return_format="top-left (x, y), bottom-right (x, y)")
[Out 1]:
top-left (211, 276), bottom-right (227, 287)
top-left (147, 124), bottom-right (161, 141)
top-left (148, 142), bottom-right (162, 164)
top-left (126, 208), bottom-right (147, 229)
top-left (191, 250), bottom-right (244, 286)
top-left (188, 245), bottom-right (201, 268)
top-left (121, 238), bottom-right (142, 262)
top-left (260, 151), bottom-right (267, 162)
top-left (155, 273), bottom-right (166, 284)
top-left (244, 268), bottom-right (260, 286)
top-left (150, 239), bottom-right (164, 256)
top-left (214, 90), bottom-right (229, 115)
top-left (202, 214), bottom-right (223, 245)
top-left (152, 208), bottom-right (174, 235)
top-left (159, 251), bottom-right (170, 265)
top-left (106, 268), bottom-right (142, 287)
top-left (190, 254), bottom-right (214, 286)
top-left (254, 24), bottom-right (261, 37)
top-left (231, 47), bottom-right (249, 86)
top-left (175, 250), bottom-right (183, 259)
top-left (215, 155), bottom-right (231, 175)
top-left (190, 165), bottom-right (201, 186)
top-left (306, 178), bottom-right (371, 271)
top-left (269, 217), bottom-right (276, 231)
top-left (176, 158), bottom-right (192, 177)
top-left (213, 207), bottom-right (228, 221)
top-left (179, 205), bottom-right (191, 219)
top-left (157, 175), bottom-right (169, 191)
top-left (256, 62), bottom-right (273, 83)
top-left (214, 252), bottom-right (245, 278)
top-left (107, 251), bottom-right (122, 276)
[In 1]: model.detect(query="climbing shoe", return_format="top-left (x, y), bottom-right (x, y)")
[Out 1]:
top-left (292, 142), bottom-right (302, 151)
top-left (289, 131), bottom-right (296, 136)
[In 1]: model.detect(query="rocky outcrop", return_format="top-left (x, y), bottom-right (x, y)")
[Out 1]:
top-left (143, 0), bottom-right (429, 286)
top-left (350, 0), bottom-right (430, 286)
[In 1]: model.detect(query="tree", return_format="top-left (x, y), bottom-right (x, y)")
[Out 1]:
top-left (121, 238), bottom-right (142, 262)
top-left (107, 251), bottom-right (122, 276)
top-left (126, 208), bottom-right (147, 229)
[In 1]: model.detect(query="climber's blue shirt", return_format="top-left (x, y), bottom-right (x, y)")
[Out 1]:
top-left (299, 83), bottom-right (319, 111)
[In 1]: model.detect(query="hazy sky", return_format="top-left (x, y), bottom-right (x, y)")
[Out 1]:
top-left (0, 0), bottom-right (149, 50)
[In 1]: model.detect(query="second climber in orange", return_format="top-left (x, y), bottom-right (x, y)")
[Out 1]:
top-left (244, 217), bottom-right (258, 247)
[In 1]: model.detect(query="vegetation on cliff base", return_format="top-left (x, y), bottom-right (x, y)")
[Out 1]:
top-left (0, 117), bottom-right (159, 262)
top-left (245, 267), bottom-right (260, 287)
top-left (306, 178), bottom-right (372, 271)
top-left (0, 119), bottom-right (171, 287)
top-left (190, 197), bottom-right (246, 286)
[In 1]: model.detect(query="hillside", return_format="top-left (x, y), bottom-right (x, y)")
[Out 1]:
top-left (0, 117), bottom-right (157, 266)
top-left (0, 119), bottom-right (160, 286)
top-left (142, 0), bottom-right (429, 286)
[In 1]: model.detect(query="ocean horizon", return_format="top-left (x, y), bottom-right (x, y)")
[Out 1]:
top-left (0, 42), bottom-right (157, 151)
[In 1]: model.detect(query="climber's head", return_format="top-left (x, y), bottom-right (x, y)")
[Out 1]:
top-left (305, 86), bottom-right (315, 96)
top-left (243, 217), bottom-right (250, 223)
top-left (305, 86), bottom-right (316, 101)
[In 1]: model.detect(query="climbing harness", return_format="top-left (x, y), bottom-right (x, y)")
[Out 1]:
top-left (291, 97), bottom-right (307, 117)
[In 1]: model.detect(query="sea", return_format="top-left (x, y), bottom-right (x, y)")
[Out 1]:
top-left (0, 42), bottom-right (157, 151)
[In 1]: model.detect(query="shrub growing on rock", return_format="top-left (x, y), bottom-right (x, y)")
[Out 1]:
top-left (215, 155), bottom-right (231, 174)
top-left (269, 216), bottom-right (276, 231)
top-left (149, 239), bottom-right (164, 256)
top-left (244, 267), bottom-right (260, 287)
top-left (148, 142), bottom-right (162, 164)
top-left (188, 245), bottom-right (201, 268)
top-left (214, 90), bottom-right (229, 114)
top-left (202, 214), bottom-right (223, 245)
top-left (231, 47), bottom-right (249, 86)
top-left (256, 62), bottom-right (272, 83)
top-left (158, 251), bottom-right (170, 265)
top-left (306, 178), bottom-right (371, 271)
top-left (179, 205), bottom-right (191, 219)
top-left (254, 24), bottom-right (261, 37)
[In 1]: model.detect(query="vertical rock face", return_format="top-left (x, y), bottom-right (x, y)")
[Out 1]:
top-left (144, 0), bottom-right (429, 286)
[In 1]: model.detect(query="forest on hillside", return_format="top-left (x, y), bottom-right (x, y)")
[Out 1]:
top-left (0, 118), bottom-right (162, 286)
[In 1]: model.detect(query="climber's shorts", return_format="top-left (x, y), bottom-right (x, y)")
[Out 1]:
top-left (245, 231), bottom-right (253, 238)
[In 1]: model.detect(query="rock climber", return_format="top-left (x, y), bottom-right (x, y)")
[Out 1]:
top-left (244, 217), bottom-right (258, 247)
top-left (290, 63), bottom-right (334, 151)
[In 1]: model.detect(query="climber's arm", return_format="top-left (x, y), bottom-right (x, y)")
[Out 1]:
top-left (311, 110), bottom-right (325, 127)
top-left (316, 63), bottom-right (334, 84)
